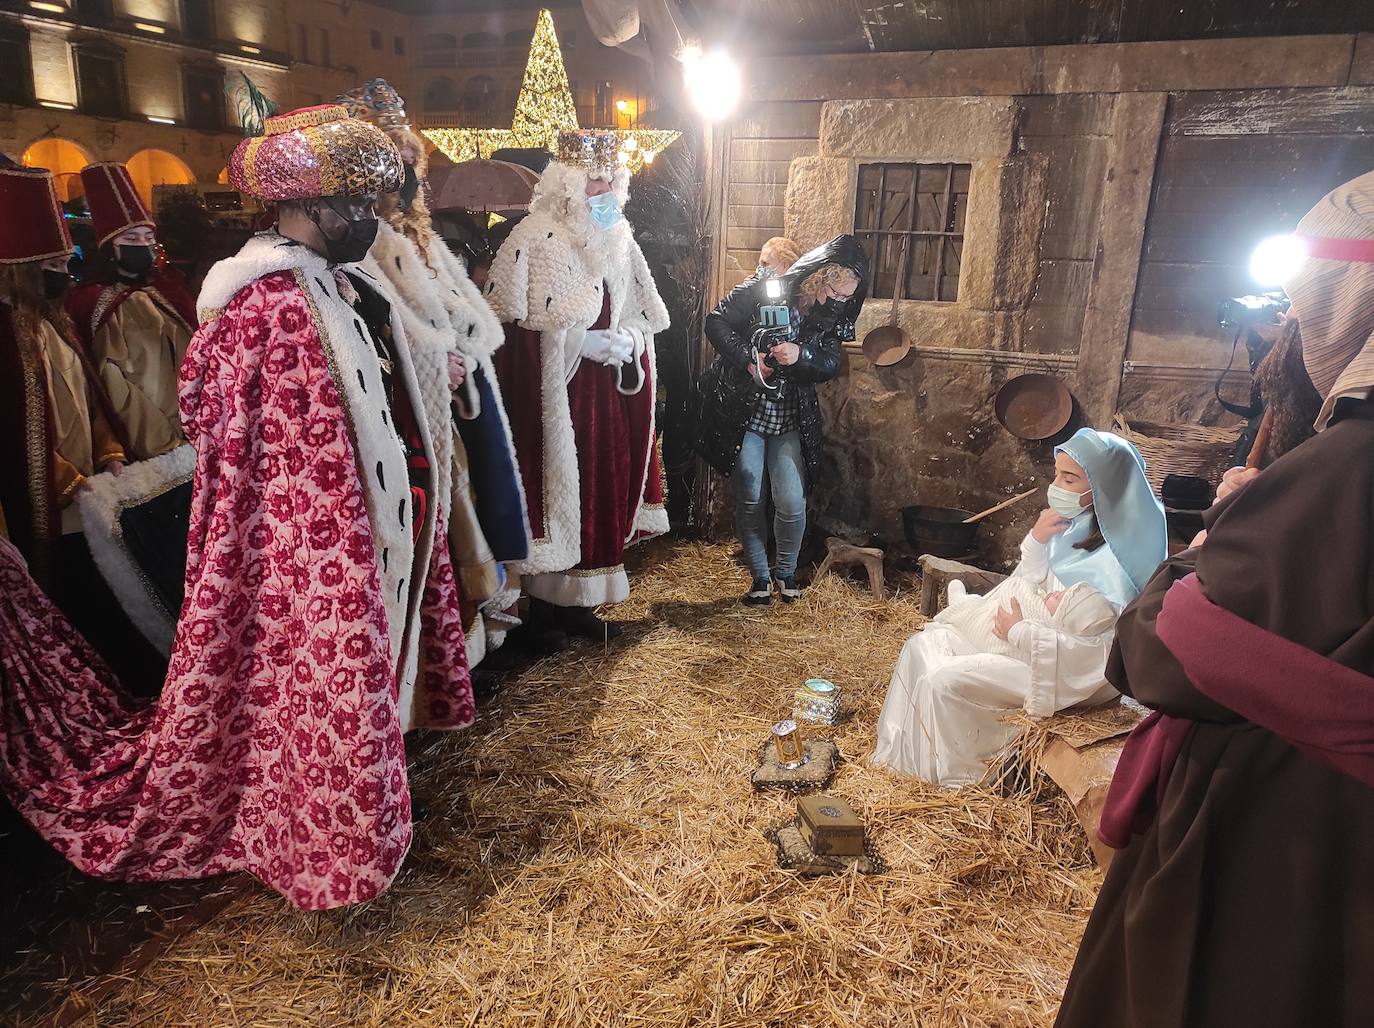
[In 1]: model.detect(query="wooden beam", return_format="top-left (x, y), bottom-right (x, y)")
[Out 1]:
top-left (1168, 86), bottom-right (1374, 136)
top-left (1074, 93), bottom-right (1168, 428)
top-left (750, 34), bottom-right (1358, 102)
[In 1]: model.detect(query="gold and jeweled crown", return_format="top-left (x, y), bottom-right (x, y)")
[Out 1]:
top-left (557, 130), bottom-right (620, 175)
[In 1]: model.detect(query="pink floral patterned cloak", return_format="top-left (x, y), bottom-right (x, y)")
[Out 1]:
top-left (0, 260), bottom-right (472, 910)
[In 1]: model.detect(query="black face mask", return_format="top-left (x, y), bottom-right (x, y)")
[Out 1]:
top-left (309, 199), bottom-right (379, 265)
top-left (399, 165), bottom-right (421, 211)
top-left (43, 269), bottom-right (72, 300)
top-left (116, 244), bottom-right (155, 279)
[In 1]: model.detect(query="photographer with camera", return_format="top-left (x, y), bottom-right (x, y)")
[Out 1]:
top-left (694, 235), bottom-right (868, 605)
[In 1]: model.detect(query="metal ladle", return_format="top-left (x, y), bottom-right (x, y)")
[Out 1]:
top-left (860, 236), bottom-right (913, 367)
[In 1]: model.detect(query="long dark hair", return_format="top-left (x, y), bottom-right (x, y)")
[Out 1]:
top-left (1074, 512), bottom-right (1106, 552)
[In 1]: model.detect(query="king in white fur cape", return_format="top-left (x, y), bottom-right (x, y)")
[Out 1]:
top-left (485, 160), bottom-right (671, 608)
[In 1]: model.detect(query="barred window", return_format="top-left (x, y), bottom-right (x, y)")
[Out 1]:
top-left (854, 162), bottom-right (970, 303)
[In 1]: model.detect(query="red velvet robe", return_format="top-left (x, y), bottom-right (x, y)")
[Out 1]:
top-left (493, 289), bottom-right (665, 605)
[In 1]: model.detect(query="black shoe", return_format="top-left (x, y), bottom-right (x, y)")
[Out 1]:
top-left (471, 668), bottom-right (505, 701)
top-left (775, 576), bottom-right (803, 603)
top-left (557, 605), bottom-right (624, 641)
top-left (505, 621), bottom-right (572, 655)
top-left (743, 578), bottom-right (773, 606)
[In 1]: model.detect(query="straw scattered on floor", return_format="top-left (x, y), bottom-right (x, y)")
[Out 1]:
top-left (49, 541), bottom-right (1102, 1027)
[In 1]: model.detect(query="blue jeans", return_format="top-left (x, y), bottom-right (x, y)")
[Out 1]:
top-left (734, 430), bottom-right (806, 582)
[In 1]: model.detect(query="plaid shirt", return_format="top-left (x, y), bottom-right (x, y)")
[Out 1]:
top-left (746, 382), bottom-right (801, 436)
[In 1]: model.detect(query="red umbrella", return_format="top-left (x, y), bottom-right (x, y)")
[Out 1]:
top-left (429, 159), bottom-right (540, 214)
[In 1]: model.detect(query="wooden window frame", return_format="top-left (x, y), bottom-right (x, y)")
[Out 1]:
top-left (854, 161), bottom-right (970, 304)
top-left (181, 62), bottom-right (224, 132)
top-left (0, 26), bottom-right (34, 106)
top-left (72, 41), bottom-right (128, 119)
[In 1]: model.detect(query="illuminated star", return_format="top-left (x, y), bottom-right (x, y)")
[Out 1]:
top-left (422, 8), bottom-right (680, 175)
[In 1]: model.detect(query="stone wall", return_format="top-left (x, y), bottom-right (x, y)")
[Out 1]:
top-left (705, 32), bottom-right (1374, 569)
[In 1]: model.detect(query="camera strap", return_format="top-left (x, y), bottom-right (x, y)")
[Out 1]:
top-left (1214, 328), bottom-right (1260, 418)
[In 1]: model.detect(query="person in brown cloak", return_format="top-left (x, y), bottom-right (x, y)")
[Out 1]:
top-left (1056, 169), bottom-right (1374, 1027)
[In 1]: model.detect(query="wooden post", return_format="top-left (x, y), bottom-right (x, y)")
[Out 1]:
top-left (1074, 92), bottom-right (1168, 428)
top-left (692, 120), bottom-right (733, 536)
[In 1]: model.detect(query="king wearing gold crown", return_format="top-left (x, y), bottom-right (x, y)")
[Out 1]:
top-left (485, 129), bottom-right (670, 639)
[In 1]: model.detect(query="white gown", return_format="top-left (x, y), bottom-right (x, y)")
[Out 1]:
top-left (872, 533), bottom-right (1120, 787)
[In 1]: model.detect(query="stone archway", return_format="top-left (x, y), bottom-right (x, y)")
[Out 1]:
top-left (124, 148), bottom-right (195, 209)
top-left (21, 137), bottom-right (91, 201)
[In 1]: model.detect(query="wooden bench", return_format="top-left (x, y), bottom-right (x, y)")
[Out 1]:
top-left (814, 537), bottom-right (886, 599)
top-left (916, 554), bottom-right (1007, 617)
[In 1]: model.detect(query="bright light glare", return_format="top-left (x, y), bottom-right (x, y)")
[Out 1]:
top-left (682, 48), bottom-right (740, 121)
top-left (764, 277), bottom-right (783, 299)
top-left (1249, 234), bottom-right (1306, 287)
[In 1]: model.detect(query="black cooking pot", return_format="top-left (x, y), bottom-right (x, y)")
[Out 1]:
top-left (902, 504), bottom-right (979, 559)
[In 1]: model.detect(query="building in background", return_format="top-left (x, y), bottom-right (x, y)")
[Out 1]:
top-left (0, 0), bottom-right (665, 212)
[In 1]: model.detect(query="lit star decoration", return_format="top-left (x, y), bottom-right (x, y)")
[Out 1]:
top-left (421, 8), bottom-right (680, 175)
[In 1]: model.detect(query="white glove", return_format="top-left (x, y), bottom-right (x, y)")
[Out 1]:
top-left (580, 328), bottom-right (634, 366)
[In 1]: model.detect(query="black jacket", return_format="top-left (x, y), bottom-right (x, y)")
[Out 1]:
top-left (694, 235), bottom-right (869, 483)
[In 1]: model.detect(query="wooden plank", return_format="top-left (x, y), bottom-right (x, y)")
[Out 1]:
top-left (731, 101), bottom-right (824, 140)
top-left (727, 204), bottom-right (786, 229)
top-left (1033, 139), bottom-right (1108, 260)
top-left (726, 226), bottom-right (778, 251)
top-left (1074, 93), bottom-right (1168, 427)
top-left (1168, 87), bottom-right (1374, 136)
top-left (729, 139), bottom-right (818, 163)
top-left (1034, 35), bottom-right (1356, 94)
top-left (1017, 94), bottom-right (1115, 139)
top-left (1022, 303), bottom-right (1089, 354)
top-left (727, 160), bottom-right (796, 186)
top-left (727, 182), bottom-right (788, 207)
top-left (725, 247), bottom-right (761, 271)
top-left (1354, 32), bottom-right (1374, 85)
top-left (750, 35), bottom-right (1357, 102)
top-left (750, 47), bottom-right (1035, 102)
top-left (1034, 258), bottom-right (1096, 308)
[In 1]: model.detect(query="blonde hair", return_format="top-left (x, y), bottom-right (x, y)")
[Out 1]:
top-left (798, 263), bottom-right (860, 304)
top-left (373, 124), bottom-right (438, 262)
top-left (760, 236), bottom-right (801, 269)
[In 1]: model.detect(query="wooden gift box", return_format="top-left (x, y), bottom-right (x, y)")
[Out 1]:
top-left (797, 795), bottom-right (865, 857)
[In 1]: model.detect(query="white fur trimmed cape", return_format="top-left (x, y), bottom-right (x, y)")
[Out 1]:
top-left (361, 220), bottom-right (526, 663)
top-left (484, 193), bottom-right (671, 581)
top-left (195, 232), bottom-right (448, 732)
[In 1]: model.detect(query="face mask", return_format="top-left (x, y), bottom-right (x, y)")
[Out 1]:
top-left (1047, 482), bottom-right (1091, 520)
top-left (587, 191), bottom-right (622, 231)
top-left (310, 200), bottom-right (379, 265)
top-left (116, 244), bottom-right (155, 278)
top-left (43, 269), bottom-right (72, 300)
top-left (399, 165), bottom-right (420, 211)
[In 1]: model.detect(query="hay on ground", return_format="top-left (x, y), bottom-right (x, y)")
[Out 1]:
top-left (41, 541), bottom-right (1100, 1027)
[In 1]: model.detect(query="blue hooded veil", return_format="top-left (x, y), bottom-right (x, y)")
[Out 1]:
top-left (1044, 428), bottom-right (1168, 607)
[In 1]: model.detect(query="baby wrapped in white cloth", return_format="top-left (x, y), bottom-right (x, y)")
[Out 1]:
top-left (935, 577), bottom-right (1117, 659)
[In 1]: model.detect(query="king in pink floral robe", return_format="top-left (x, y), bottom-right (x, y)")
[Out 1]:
top-left (0, 249), bottom-right (473, 910)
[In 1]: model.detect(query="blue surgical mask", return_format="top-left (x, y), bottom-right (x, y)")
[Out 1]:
top-left (587, 191), bottom-right (622, 231)
top-left (1047, 483), bottom-right (1091, 520)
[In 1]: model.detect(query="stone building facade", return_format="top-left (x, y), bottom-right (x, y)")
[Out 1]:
top-left (1, 0), bottom-right (414, 200)
top-left (704, 32), bottom-right (1374, 564)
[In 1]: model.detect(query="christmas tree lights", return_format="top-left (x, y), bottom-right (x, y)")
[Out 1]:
top-left (422, 8), bottom-right (679, 175)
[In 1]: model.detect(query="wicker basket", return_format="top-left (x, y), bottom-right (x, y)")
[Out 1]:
top-left (1113, 415), bottom-right (1241, 495)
